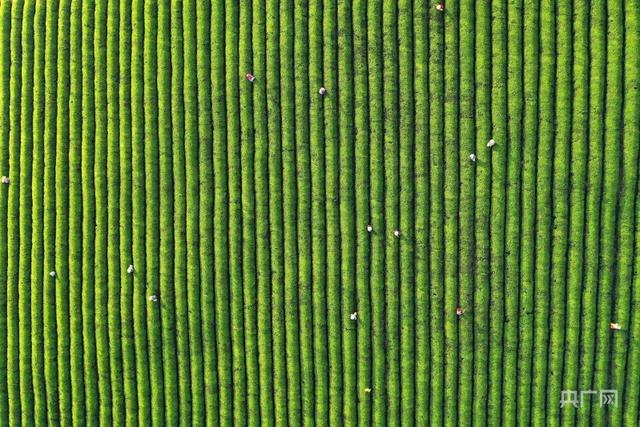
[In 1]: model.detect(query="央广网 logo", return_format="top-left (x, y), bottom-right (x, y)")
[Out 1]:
top-left (560, 389), bottom-right (617, 408)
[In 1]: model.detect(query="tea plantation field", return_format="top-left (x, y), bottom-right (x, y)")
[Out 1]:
top-left (0, 0), bottom-right (639, 425)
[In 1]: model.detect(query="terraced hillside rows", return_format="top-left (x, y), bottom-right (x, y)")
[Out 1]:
top-left (0, 0), bottom-right (639, 425)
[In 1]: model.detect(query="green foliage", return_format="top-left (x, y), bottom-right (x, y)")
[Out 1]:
top-left (0, 2), bottom-right (637, 425)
